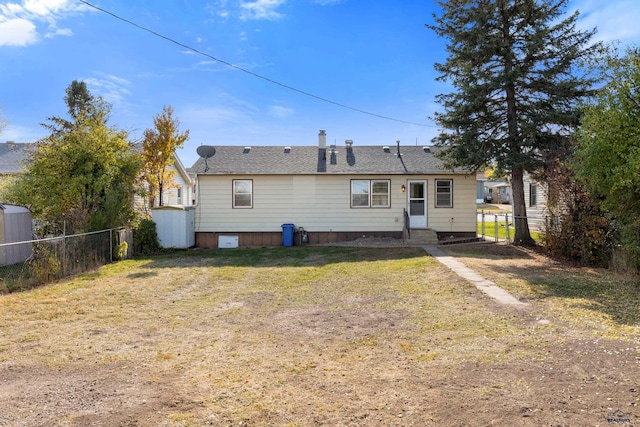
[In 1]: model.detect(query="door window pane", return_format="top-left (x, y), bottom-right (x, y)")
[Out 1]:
top-left (410, 200), bottom-right (425, 215)
top-left (410, 182), bottom-right (424, 198)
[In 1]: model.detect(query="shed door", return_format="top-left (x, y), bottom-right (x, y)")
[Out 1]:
top-left (408, 180), bottom-right (427, 229)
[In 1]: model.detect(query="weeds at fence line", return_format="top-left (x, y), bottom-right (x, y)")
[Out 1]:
top-left (0, 228), bottom-right (133, 293)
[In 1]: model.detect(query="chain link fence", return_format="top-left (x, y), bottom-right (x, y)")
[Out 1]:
top-left (0, 228), bottom-right (133, 293)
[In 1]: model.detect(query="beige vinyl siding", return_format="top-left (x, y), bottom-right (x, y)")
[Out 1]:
top-left (427, 175), bottom-right (476, 232)
top-left (196, 173), bottom-right (476, 233)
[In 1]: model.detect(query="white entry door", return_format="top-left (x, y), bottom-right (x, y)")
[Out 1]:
top-left (408, 180), bottom-right (427, 229)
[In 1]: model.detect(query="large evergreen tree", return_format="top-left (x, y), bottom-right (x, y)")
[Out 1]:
top-left (428, 0), bottom-right (601, 245)
top-left (2, 81), bottom-right (141, 235)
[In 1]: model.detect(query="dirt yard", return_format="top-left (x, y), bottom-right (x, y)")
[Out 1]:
top-left (0, 244), bottom-right (638, 426)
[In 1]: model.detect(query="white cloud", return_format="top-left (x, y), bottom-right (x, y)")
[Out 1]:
top-left (84, 74), bottom-right (132, 107)
top-left (572, 0), bottom-right (640, 45)
top-left (183, 105), bottom-right (250, 126)
top-left (206, 0), bottom-right (230, 20)
top-left (45, 26), bottom-right (71, 38)
top-left (0, 0), bottom-right (85, 46)
top-left (0, 18), bottom-right (37, 46)
top-left (314, 0), bottom-right (342, 5)
top-left (2, 123), bottom-right (46, 142)
top-left (268, 105), bottom-right (293, 119)
top-left (240, 0), bottom-right (285, 21)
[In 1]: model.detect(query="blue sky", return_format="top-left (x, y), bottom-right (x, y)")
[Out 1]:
top-left (1, 0), bottom-right (639, 168)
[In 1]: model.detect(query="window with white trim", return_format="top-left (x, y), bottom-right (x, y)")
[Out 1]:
top-left (435, 179), bottom-right (453, 208)
top-left (351, 179), bottom-right (390, 208)
top-left (233, 179), bottom-right (253, 208)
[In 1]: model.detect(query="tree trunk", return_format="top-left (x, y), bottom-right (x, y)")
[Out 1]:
top-left (501, 10), bottom-right (534, 247)
top-left (511, 167), bottom-right (534, 246)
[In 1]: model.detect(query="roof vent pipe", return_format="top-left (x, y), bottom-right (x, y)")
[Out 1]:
top-left (345, 139), bottom-right (353, 147)
top-left (396, 140), bottom-right (401, 157)
top-left (319, 130), bottom-right (326, 149)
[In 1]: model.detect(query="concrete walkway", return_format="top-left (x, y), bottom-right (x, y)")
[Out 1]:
top-left (421, 245), bottom-right (529, 309)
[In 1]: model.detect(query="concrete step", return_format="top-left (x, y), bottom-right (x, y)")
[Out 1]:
top-left (406, 228), bottom-right (439, 245)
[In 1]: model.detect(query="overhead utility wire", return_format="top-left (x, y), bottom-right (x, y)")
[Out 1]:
top-left (78, 0), bottom-right (435, 128)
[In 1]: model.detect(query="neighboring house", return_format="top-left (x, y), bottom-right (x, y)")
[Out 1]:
top-left (483, 180), bottom-right (511, 204)
top-left (0, 142), bottom-right (32, 185)
top-left (476, 171), bottom-right (486, 203)
top-left (523, 175), bottom-right (548, 231)
top-left (1, 140), bottom-right (193, 215)
top-left (135, 153), bottom-right (195, 213)
top-left (189, 131), bottom-right (477, 248)
top-left (495, 182), bottom-right (512, 204)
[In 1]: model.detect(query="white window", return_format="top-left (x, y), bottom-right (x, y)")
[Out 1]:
top-left (351, 179), bottom-right (390, 208)
top-left (435, 179), bottom-right (453, 208)
top-left (233, 179), bottom-right (253, 208)
top-left (177, 187), bottom-right (182, 204)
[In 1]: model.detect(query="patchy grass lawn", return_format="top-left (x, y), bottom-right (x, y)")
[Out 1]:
top-left (0, 245), bottom-right (638, 426)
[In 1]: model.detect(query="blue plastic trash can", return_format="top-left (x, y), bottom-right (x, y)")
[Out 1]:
top-left (282, 223), bottom-right (295, 247)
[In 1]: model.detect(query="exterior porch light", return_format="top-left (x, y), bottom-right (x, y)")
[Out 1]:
top-left (401, 184), bottom-right (406, 193)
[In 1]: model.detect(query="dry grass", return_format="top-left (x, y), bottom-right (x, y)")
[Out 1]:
top-left (1, 245), bottom-right (639, 426)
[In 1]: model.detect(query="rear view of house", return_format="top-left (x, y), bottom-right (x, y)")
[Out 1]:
top-left (190, 131), bottom-right (477, 248)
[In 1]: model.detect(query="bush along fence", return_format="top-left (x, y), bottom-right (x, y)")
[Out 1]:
top-left (477, 211), bottom-right (546, 243)
top-left (0, 228), bottom-right (133, 293)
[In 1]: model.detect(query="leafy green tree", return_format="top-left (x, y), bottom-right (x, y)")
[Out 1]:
top-left (574, 47), bottom-right (640, 269)
top-left (141, 105), bottom-right (189, 207)
top-left (428, 0), bottom-right (602, 246)
top-left (2, 81), bottom-right (141, 235)
top-left (542, 139), bottom-right (615, 267)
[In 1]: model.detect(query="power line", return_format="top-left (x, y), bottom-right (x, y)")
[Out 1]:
top-left (77, 0), bottom-right (435, 128)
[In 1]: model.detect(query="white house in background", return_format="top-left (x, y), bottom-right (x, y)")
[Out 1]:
top-left (483, 180), bottom-right (512, 204)
top-left (135, 153), bottom-right (195, 214)
top-left (187, 131), bottom-right (477, 248)
top-left (523, 175), bottom-right (548, 231)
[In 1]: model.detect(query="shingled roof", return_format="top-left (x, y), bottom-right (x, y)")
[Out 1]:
top-left (190, 145), bottom-right (466, 175)
top-left (0, 142), bottom-right (32, 175)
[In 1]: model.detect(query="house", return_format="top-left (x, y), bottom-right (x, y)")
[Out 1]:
top-left (135, 153), bottom-right (195, 214)
top-left (1, 140), bottom-right (193, 216)
top-left (0, 142), bottom-right (32, 185)
top-left (189, 131), bottom-right (477, 248)
top-left (483, 180), bottom-right (512, 204)
top-left (523, 175), bottom-right (548, 230)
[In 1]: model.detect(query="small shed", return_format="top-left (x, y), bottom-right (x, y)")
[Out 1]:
top-left (0, 204), bottom-right (33, 265)
top-left (151, 205), bottom-right (196, 248)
